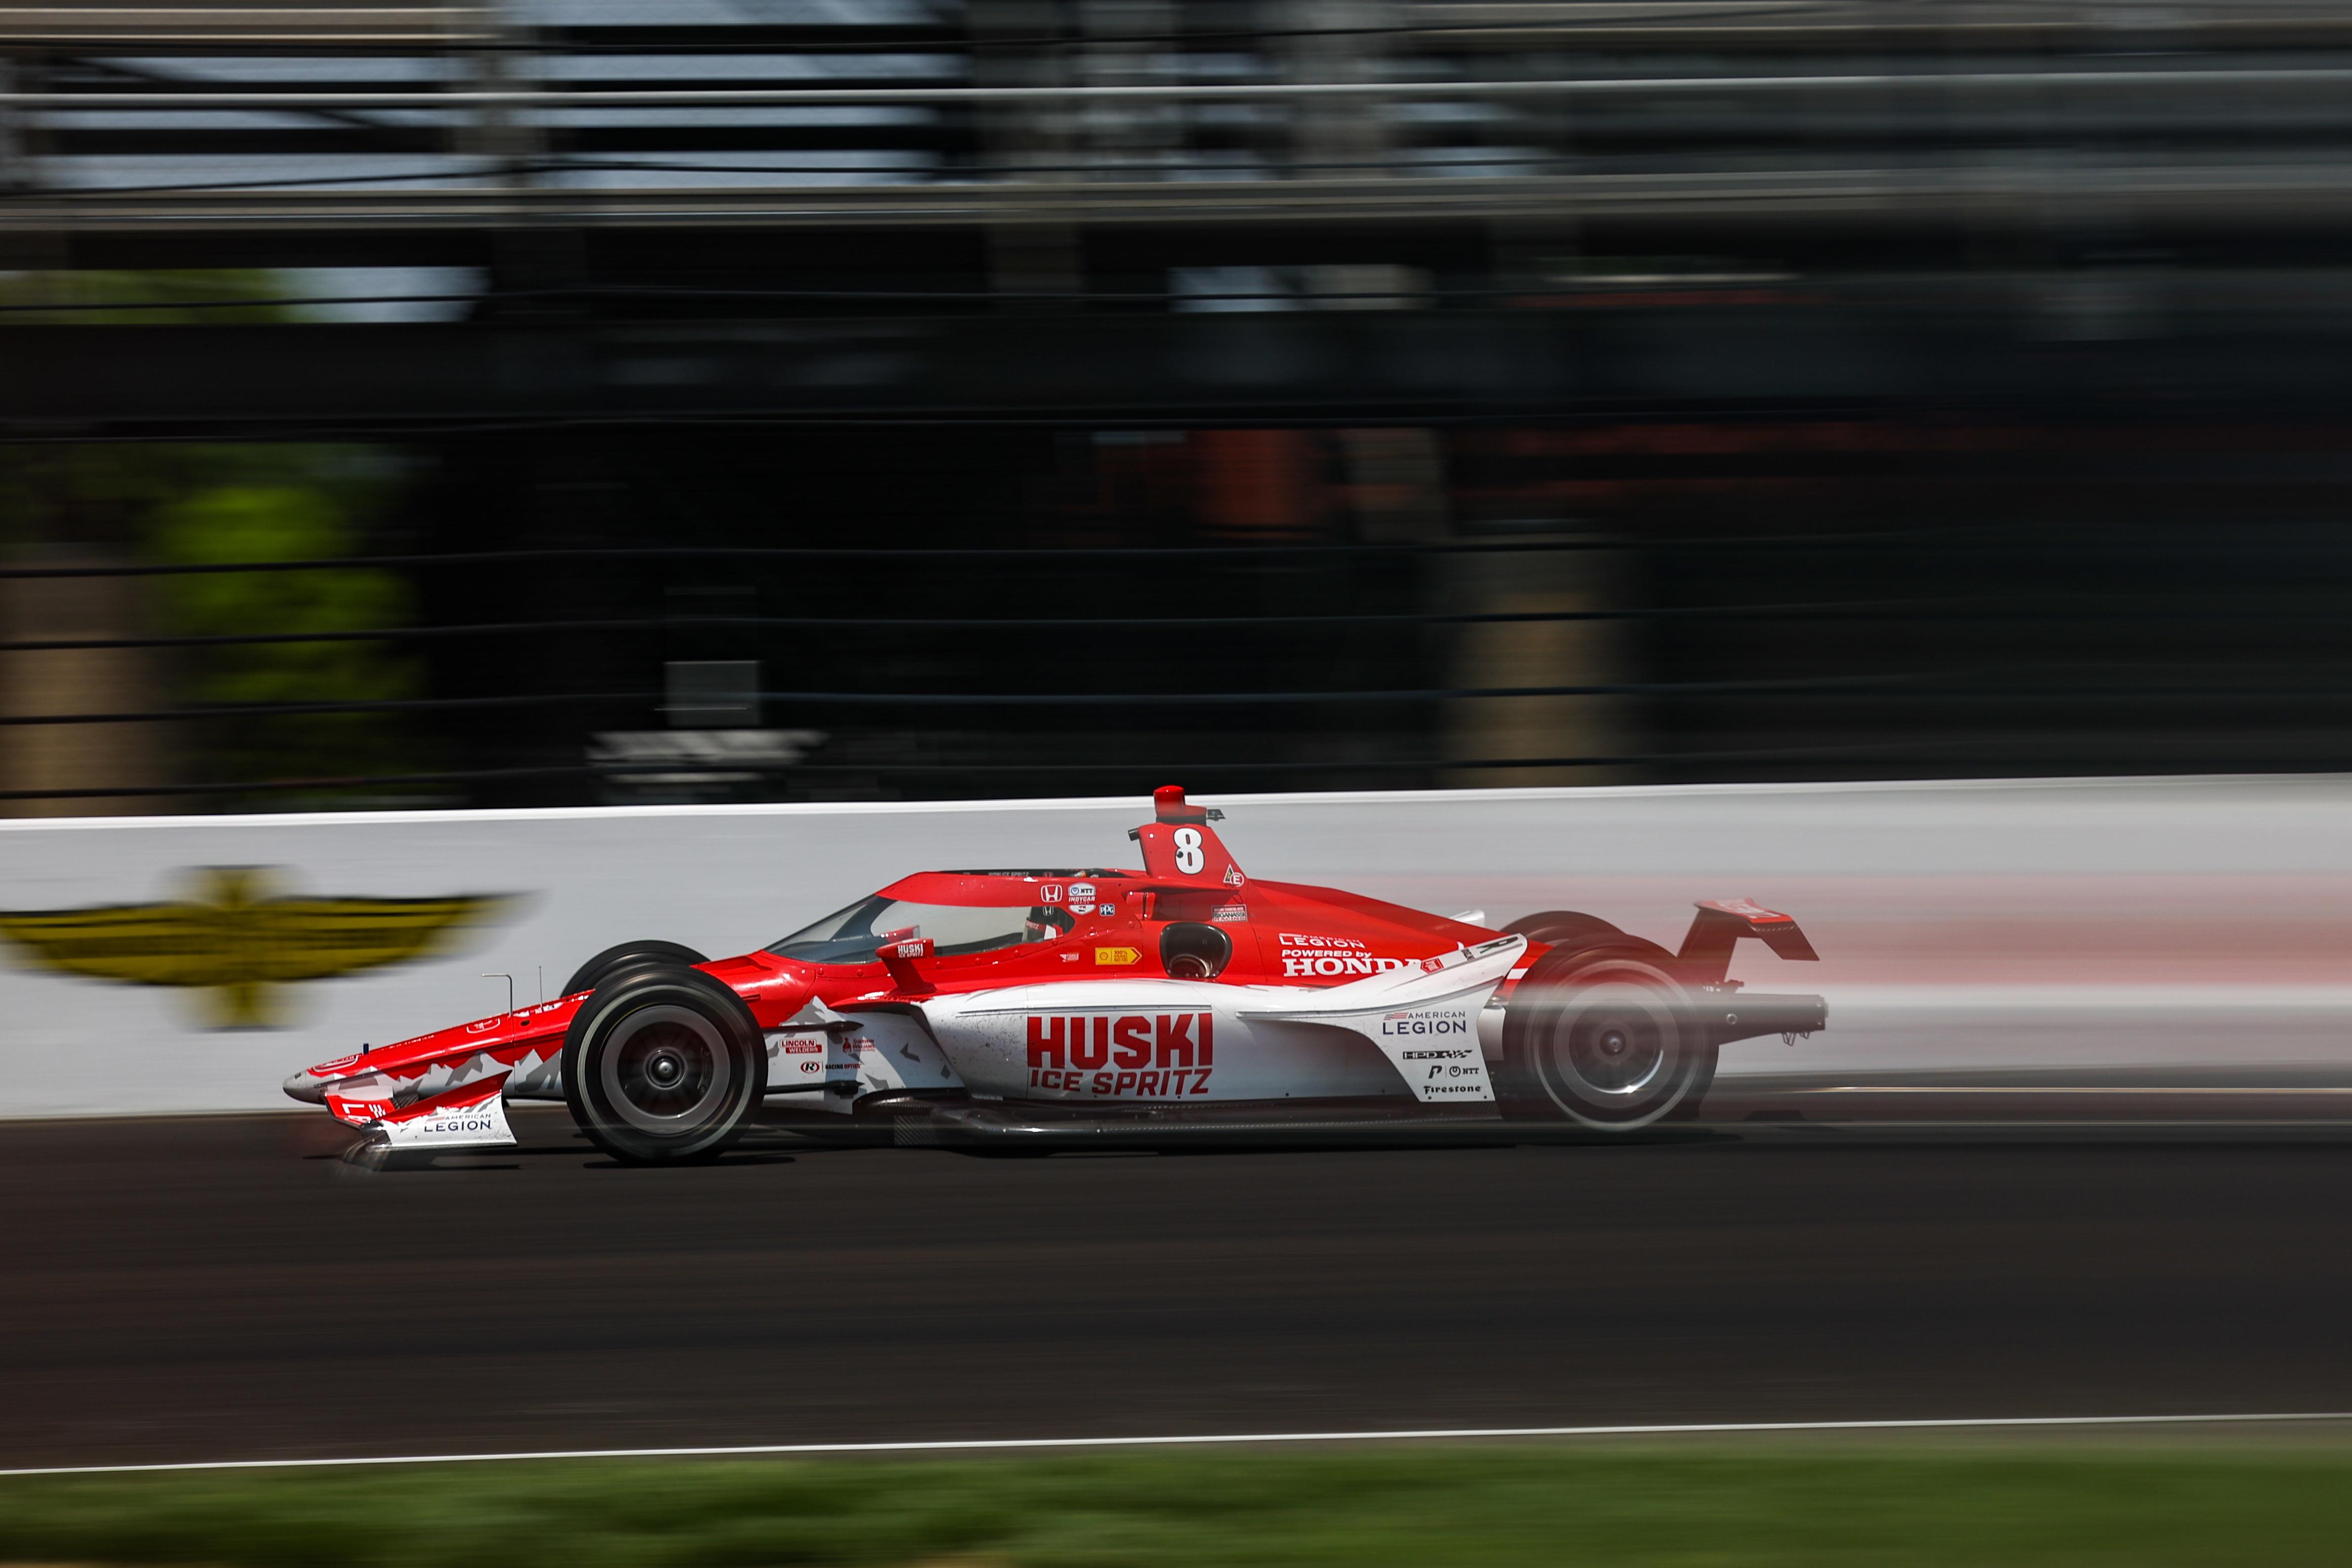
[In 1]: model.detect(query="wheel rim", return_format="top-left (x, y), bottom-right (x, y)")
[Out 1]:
top-left (1530, 977), bottom-right (1685, 1116)
top-left (598, 1003), bottom-right (734, 1134)
top-left (1563, 1006), bottom-right (1668, 1095)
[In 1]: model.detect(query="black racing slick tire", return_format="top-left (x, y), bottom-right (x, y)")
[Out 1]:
top-left (1503, 911), bottom-right (1627, 951)
top-left (562, 965), bottom-right (765, 1165)
top-left (561, 940), bottom-right (710, 1000)
top-left (1502, 948), bottom-right (1710, 1130)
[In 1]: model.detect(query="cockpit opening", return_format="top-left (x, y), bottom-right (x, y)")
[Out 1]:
top-left (769, 897), bottom-right (1074, 964)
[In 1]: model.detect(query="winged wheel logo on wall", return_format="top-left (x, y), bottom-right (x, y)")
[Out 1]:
top-left (0, 868), bottom-right (518, 1029)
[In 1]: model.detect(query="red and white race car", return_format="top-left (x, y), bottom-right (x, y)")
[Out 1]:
top-left (285, 787), bottom-right (1826, 1163)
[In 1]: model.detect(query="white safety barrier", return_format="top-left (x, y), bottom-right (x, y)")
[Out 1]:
top-left (4, 774), bottom-right (2351, 1118)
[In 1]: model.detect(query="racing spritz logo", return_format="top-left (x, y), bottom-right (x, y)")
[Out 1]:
top-left (1026, 1011), bottom-right (1214, 1096)
top-left (0, 867), bottom-right (517, 1029)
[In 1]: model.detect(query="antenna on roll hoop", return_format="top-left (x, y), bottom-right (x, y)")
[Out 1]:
top-left (1154, 783), bottom-right (1223, 822)
top-left (1129, 783), bottom-right (1223, 841)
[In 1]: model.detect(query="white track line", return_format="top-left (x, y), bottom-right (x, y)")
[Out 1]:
top-left (4, 1412), bottom-right (2348, 1479)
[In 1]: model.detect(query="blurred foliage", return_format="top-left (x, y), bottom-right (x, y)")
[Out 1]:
top-left (0, 270), bottom-right (427, 800)
top-left (1, 1444), bottom-right (2349, 1566)
top-left (148, 481), bottom-right (426, 795)
top-left (0, 267), bottom-right (299, 327)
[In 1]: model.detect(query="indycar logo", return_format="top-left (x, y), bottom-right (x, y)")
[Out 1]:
top-left (0, 866), bottom-right (516, 1029)
top-left (1026, 1012), bottom-right (1214, 1096)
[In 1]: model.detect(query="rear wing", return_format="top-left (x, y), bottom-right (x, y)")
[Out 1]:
top-left (1678, 898), bottom-right (1818, 984)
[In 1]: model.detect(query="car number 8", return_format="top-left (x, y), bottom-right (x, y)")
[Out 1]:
top-left (1173, 827), bottom-right (1205, 875)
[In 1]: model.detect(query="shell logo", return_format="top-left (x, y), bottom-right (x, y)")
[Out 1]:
top-left (1093, 947), bottom-right (1141, 966)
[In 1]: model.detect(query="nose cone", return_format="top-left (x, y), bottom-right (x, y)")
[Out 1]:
top-left (281, 1069), bottom-right (331, 1105)
top-left (285, 1048), bottom-right (367, 1105)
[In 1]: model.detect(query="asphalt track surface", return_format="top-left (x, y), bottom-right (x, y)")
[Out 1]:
top-left (7, 1090), bottom-right (2352, 1470)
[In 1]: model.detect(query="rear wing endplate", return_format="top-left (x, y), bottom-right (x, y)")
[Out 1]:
top-left (1678, 898), bottom-right (1818, 983)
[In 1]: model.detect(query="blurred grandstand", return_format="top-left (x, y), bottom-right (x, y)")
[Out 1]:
top-left (7, 1), bottom-right (2352, 808)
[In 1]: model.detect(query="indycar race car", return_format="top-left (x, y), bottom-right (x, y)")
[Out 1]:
top-left (285, 787), bottom-right (1827, 1163)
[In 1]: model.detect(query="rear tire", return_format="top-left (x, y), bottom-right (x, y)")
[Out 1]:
top-left (1504, 911), bottom-right (1626, 950)
top-left (1666, 1046), bottom-right (1722, 1123)
top-left (1502, 948), bottom-right (1709, 1130)
top-left (561, 940), bottom-right (709, 999)
top-left (1505, 913), bottom-right (1719, 1122)
top-left (562, 965), bottom-right (765, 1165)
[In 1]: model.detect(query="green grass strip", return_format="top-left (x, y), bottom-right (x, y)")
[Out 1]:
top-left (3, 1445), bottom-right (2350, 1567)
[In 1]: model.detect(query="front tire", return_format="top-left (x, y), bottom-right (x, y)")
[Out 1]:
top-left (1502, 950), bottom-right (1708, 1130)
top-left (562, 965), bottom-right (765, 1164)
top-left (561, 940), bottom-right (710, 1000)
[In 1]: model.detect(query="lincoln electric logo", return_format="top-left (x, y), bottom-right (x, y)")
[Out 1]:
top-left (0, 867), bottom-right (516, 1029)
